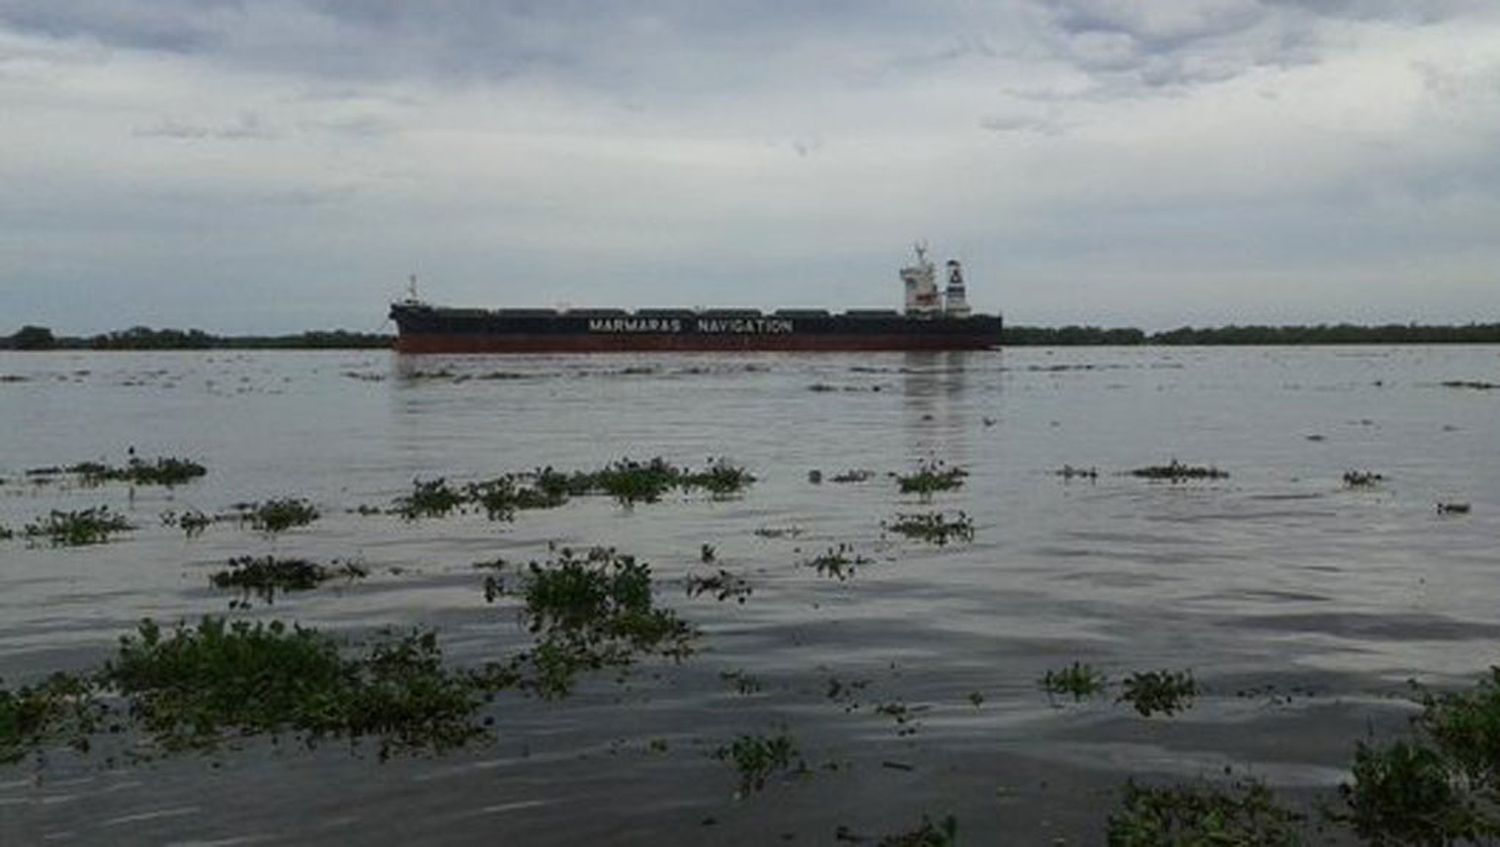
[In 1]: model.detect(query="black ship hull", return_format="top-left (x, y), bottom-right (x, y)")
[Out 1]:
top-left (389, 303), bottom-right (1002, 353)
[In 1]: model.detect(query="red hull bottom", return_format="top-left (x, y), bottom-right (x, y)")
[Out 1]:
top-left (395, 333), bottom-right (999, 353)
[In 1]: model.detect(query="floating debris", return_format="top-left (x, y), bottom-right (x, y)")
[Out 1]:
top-left (754, 525), bottom-right (804, 539)
top-left (23, 507), bottom-right (133, 547)
top-left (882, 512), bottom-right (974, 545)
top-left (808, 469), bottom-right (823, 484)
top-left (1436, 502), bottom-right (1471, 515)
top-left (1441, 380), bottom-right (1498, 390)
top-left (720, 670), bottom-right (763, 695)
top-left (1129, 460), bottom-right (1228, 482)
top-left (1343, 470), bottom-right (1384, 487)
top-left (870, 814), bottom-right (958, 847)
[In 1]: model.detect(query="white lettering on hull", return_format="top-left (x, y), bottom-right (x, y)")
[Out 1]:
top-left (586, 317), bottom-right (796, 334)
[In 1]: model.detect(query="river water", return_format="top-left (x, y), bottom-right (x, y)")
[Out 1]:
top-left (1, 346), bottom-right (1498, 844)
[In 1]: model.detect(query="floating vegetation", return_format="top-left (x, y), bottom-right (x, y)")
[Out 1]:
top-left (804, 544), bottom-right (870, 581)
top-left (467, 473), bottom-right (570, 521)
top-left (1040, 662), bottom-right (1108, 702)
top-left (1119, 669), bottom-right (1198, 717)
top-left (1107, 780), bottom-right (1302, 846)
top-left (0, 524), bottom-right (12, 541)
top-left (1442, 380), bottom-right (1499, 390)
top-left (0, 672), bottom-right (106, 764)
top-left (70, 455), bottom-right (207, 487)
top-left (210, 556), bottom-right (368, 605)
top-left (160, 508), bottom-right (214, 537)
top-left (496, 547), bottom-right (696, 698)
top-left (1129, 460), bottom-right (1229, 482)
top-left (699, 543), bottom-right (716, 563)
top-left (24, 507), bottom-right (133, 547)
top-left (882, 512), bottom-right (974, 545)
top-left (896, 460), bottom-right (968, 496)
top-left (103, 619), bottom-right (492, 758)
top-left (720, 670), bottom-right (763, 695)
top-left (1344, 470), bottom-right (1385, 487)
top-left (235, 498), bottom-right (319, 534)
top-left (1054, 464), bottom-right (1099, 481)
top-left (874, 700), bottom-right (921, 736)
top-left (587, 457), bottom-right (684, 504)
top-left (826, 676), bottom-right (871, 711)
top-left (685, 569), bottom-right (752, 603)
top-left (1437, 502), bottom-right (1472, 515)
top-left (396, 477), bottom-right (468, 519)
top-left (713, 731), bottom-right (801, 794)
top-left (830, 469), bottom-right (874, 483)
top-left (754, 525), bottom-right (804, 539)
top-left (873, 815), bottom-right (958, 847)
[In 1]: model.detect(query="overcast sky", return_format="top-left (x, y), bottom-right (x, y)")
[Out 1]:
top-left (2, 1), bottom-right (1498, 334)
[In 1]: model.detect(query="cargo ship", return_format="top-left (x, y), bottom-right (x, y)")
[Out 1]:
top-left (389, 244), bottom-right (1002, 353)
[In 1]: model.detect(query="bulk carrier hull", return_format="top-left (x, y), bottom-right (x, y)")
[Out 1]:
top-left (388, 304), bottom-right (1002, 353)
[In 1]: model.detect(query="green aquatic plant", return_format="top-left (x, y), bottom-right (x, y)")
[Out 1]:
top-left (587, 457), bottom-right (682, 505)
top-left (681, 458), bottom-right (756, 497)
top-left (1119, 669), bottom-right (1198, 717)
top-left (804, 544), bottom-right (870, 581)
top-left (160, 508), bottom-right (214, 537)
top-left (1337, 740), bottom-right (1492, 846)
top-left (103, 618), bottom-right (492, 758)
top-left (896, 460), bottom-right (968, 496)
top-left (210, 556), bottom-right (368, 605)
top-left (396, 477), bottom-right (468, 519)
top-left (236, 498), bottom-right (319, 533)
top-left (498, 547), bottom-right (696, 697)
top-left (1344, 470), bottom-right (1385, 487)
top-left (466, 474), bottom-right (568, 521)
top-left (1130, 460), bottom-right (1228, 482)
top-left (0, 672), bottom-right (106, 764)
top-left (1040, 662), bottom-right (1108, 702)
top-left (70, 456), bottom-right (207, 487)
top-left (714, 731), bottom-right (800, 794)
top-left (1107, 780), bottom-right (1302, 846)
top-left (684, 569), bottom-right (752, 603)
top-left (882, 511), bottom-right (975, 545)
top-left (24, 507), bottom-right (133, 546)
top-left (876, 815), bottom-right (958, 847)
top-left (0, 523), bottom-right (12, 541)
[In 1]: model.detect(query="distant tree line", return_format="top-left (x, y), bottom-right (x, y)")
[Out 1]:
top-left (0, 325), bottom-right (393, 351)
top-left (1002, 322), bottom-right (1500, 346)
top-left (5, 322), bottom-right (1500, 350)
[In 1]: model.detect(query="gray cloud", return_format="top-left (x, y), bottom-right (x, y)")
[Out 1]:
top-left (1, 0), bottom-right (1498, 333)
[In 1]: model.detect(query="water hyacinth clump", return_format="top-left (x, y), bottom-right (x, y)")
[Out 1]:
top-left (1119, 669), bottom-right (1199, 717)
top-left (0, 672), bottom-right (107, 764)
top-left (804, 544), bottom-right (871, 581)
top-left (210, 556), bottom-right (369, 605)
top-left (236, 498), bottom-right (319, 533)
top-left (1107, 780), bottom-right (1302, 846)
top-left (896, 460), bottom-right (968, 496)
top-left (70, 455), bottom-right (207, 487)
top-left (396, 477), bottom-right (468, 520)
top-left (1129, 460), bottom-right (1229, 482)
top-left (102, 618), bottom-right (494, 758)
top-left (713, 731), bottom-right (801, 794)
top-left (1040, 662), bottom-right (1108, 702)
top-left (882, 512), bottom-right (975, 545)
top-left (495, 547), bottom-right (697, 697)
top-left (684, 569), bottom-right (753, 603)
top-left (24, 507), bottom-right (134, 546)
